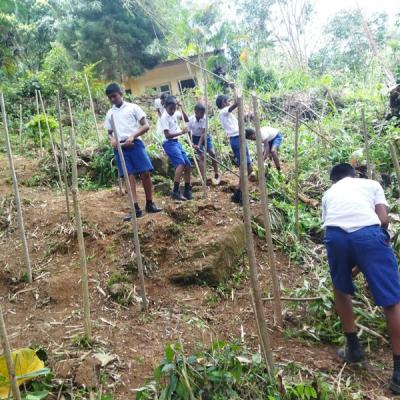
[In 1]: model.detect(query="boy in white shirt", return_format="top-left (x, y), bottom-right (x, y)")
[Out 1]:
top-left (216, 94), bottom-right (255, 204)
top-left (187, 103), bottom-right (219, 185)
top-left (245, 126), bottom-right (283, 171)
top-left (322, 163), bottom-right (400, 394)
top-left (155, 93), bottom-right (167, 142)
top-left (104, 83), bottom-right (161, 218)
top-left (160, 96), bottom-right (192, 201)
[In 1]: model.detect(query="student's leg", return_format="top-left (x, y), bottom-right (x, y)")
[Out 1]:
top-left (127, 174), bottom-right (138, 202)
top-left (384, 303), bottom-right (400, 355)
top-left (209, 149), bottom-right (219, 177)
top-left (198, 153), bottom-right (205, 179)
top-left (184, 165), bottom-right (191, 183)
top-left (270, 147), bottom-right (281, 171)
top-left (140, 171), bottom-right (153, 202)
top-left (333, 287), bottom-right (357, 333)
top-left (174, 164), bottom-right (185, 184)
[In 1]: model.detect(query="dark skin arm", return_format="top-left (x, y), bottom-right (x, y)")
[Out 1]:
top-left (125, 117), bottom-right (150, 145)
top-left (228, 102), bottom-right (238, 112)
top-left (164, 128), bottom-right (187, 140)
top-left (375, 203), bottom-right (389, 229)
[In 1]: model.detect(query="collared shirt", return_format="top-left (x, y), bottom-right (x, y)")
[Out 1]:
top-left (104, 101), bottom-right (146, 141)
top-left (187, 115), bottom-right (206, 136)
top-left (260, 126), bottom-right (279, 142)
top-left (219, 106), bottom-right (239, 137)
top-left (322, 177), bottom-right (388, 233)
top-left (160, 111), bottom-right (182, 139)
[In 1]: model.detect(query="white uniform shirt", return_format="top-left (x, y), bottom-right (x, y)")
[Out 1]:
top-left (187, 115), bottom-right (206, 137)
top-left (104, 102), bottom-right (146, 141)
top-left (260, 127), bottom-right (279, 143)
top-left (219, 106), bottom-right (239, 137)
top-left (160, 111), bottom-right (182, 139)
top-left (322, 177), bottom-right (388, 233)
top-left (154, 98), bottom-right (165, 115)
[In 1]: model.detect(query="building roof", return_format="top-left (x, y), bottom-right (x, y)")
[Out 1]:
top-left (155, 49), bottom-right (223, 69)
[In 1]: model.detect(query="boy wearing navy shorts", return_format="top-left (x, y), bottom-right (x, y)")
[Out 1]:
top-left (188, 103), bottom-right (220, 185)
top-left (216, 94), bottom-right (255, 204)
top-left (245, 126), bottom-right (283, 171)
top-left (160, 96), bottom-right (192, 201)
top-left (322, 163), bottom-right (400, 394)
top-left (104, 83), bottom-right (161, 218)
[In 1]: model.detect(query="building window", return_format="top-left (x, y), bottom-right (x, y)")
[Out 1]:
top-left (179, 78), bottom-right (196, 92)
top-left (150, 83), bottom-right (171, 96)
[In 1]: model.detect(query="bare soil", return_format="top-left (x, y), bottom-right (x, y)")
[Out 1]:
top-left (0, 155), bottom-right (396, 399)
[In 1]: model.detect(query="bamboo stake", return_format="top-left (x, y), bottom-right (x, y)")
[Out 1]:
top-left (0, 306), bottom-right (22, 400)
top-left (197, 148), bottom-right (239, 177)
top-left (389, 142), bottom-right (400, 194)
top-left (294, 111), bottom-right (300, 240)
top-left (34, 90), bottom-right (44, 156)
top-left (67, 99), bottom-right (92, 339)
top-left (252, 95), bottom-right (283, 328)
top-left (19, 104), bottom-right (23, 153)
top-left (361, 109), bottom-right (372, 179)
top-left (38, 90), bottom-right (63, 189)
top-left (237, 90), bottom-right (274, 373)
top-left (1, 93), bottom-right (32, 283)
top-left (178, 81), bottom-right (205, 186)
top-left (84, 73), bottom-right (101, 144)
top-left (110, 115), bottom-right (148, 311)
top-left (202, 56), bottom-right (208, 198)
top-left (56, 91), bottom-right (71, 220)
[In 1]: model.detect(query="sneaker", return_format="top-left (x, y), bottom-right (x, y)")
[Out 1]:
top-left (171, 191), bottom-right (187, 201)
top-left (389, 372), bottom-right (400, 394)
top-left (183, 186), bottom-right (193, 200)
top-left (123, 208), bottom-right (144, 221)
top-left (231, 190), bottom-right (242, 205)
top-left (337, 346), bottom-right (366, 364)
top-left (145, 202), bottom-right (162, 213)
top-left (211, 176), bottom-right (221, 186)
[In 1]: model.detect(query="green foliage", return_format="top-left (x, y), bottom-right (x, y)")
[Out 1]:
top-left (26, 114), bottom-right (58, 146)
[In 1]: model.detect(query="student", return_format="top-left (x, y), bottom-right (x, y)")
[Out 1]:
top-left (322, 163), bottom-right (400, 394)
top-left (188, 103), bottom-right (220, 185)
top-left (216, 94), bottom-right (255, 204)
top-left (160, 96), bottom-right (192, 201)
top-left (245, 126), bottom-right (283, 171)
top-left (104, 83), bottom-right (161, 218)
top-left (155, 93), bottom-right (167, 143)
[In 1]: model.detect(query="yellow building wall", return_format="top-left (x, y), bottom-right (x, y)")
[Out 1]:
top-left (124, 62), bottom-right (203, 96)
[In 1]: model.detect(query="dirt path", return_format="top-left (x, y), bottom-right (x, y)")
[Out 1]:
top-left (0, 155), bottom-right (396, 399)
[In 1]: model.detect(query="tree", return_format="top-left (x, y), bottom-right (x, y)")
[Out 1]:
top-left (57, 0), bottom-right (161, 79)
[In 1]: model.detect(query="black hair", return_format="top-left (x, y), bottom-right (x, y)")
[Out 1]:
top-left (330, 163), bottom-right (356, 182)
top-left (216, 95), bottom-right (228, 109)
top-left (160, 93), bottom-right (167, 101)
top-left (245, 128), bottom-right (255, 139)
top-left (105, 83), bottom-right (122, 96)
top-left (164, 95), bottom-right (177, 107)
top-left (194, 103), bottom-right (206, 113)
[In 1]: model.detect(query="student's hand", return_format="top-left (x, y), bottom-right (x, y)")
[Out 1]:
top-left (352, 266), bottom-right (361, 279)
top-left (182, 127), bottom-right (189, 134)
top-left (124, 135), bottom-right (135, 146)
top-left (193, 144), bottom-right (199, 150)
top-left (110, 137), bottom-right (117, 149)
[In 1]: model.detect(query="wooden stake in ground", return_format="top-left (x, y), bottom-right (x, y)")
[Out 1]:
top-left (34, 90), bottom-right (44, 156)
top-left (361, 109), bottom-right (372, 179)
top-left (294, 111), bottom-right (300, 240)
top-left (110, 115), bottom-right (148, 311)
top-left (0, 93), bottom-right (32, 283)
top-left (67, 99), bottom-right (92, 339)
top-left (389, 142), bottom-right (400, 194)
top-left (252, 95), bottom-right (283, 328)
top-left (19, 104), bottom-right (23, 152)
top-left (84, 73), bottom-right (101, 144)
top-left (202, 59), bottom-right (208, 198)
top-left (0, 306), bottom-right (22, 400)
top-left (38, 90), bottom-right (63, 189)
top-left (56, 91), bottom-right (71, 220)
top-left (237, 90), bottom-right (274, 373)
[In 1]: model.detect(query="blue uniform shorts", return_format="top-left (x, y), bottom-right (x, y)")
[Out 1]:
top-left (163, 139), bottom-right (191, 168)
top-left (114, 139), bottom-right (153, 177)
top-left (269, 132), bottom-right (283, 150)
top-left (192, 134), bottom-right (214, 154)
top-left (229, 136), bottom-right (252, 166)
top-left (324, 225), bottom-right (400, 307)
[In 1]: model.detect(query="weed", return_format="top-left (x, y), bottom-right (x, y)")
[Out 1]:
top-left (71, 334), bottom-right (93, 349)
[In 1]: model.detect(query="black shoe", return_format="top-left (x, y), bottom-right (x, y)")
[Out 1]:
top-left (337, 346), bottom-right (366, 364)
top-left (389, 371), bottom-right (400, 394)
top-left (231, 190), bottom-right (242, 204)
top-left (123, 208), bottom-right (143, 221)
top-left (145, 202), bottom-right (162, 213)
top-left (183, 187), bottom-right (193, 200)
top-left (171, 191), bottom-right (187, 201)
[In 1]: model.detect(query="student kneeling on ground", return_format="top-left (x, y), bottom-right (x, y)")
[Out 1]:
top-left (322, 163), bottom-right (400, 394)
top-left (104, 83), bottom-right (161, 219)
top-left (245, 126), bottom-right (283, 172)
top-left (160, 96), bottom-right (192, 201)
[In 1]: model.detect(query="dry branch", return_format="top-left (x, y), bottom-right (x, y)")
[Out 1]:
top-left (389, 143), bottom-right (400, 194)
top-left (294, 112), bottom-right (300, 239)
top-left (34, 90), bottom-right (44, 156)
top-left (84, 73), bottom-right (101, 143)
top-left (361, 109), bottom-right (372, 179)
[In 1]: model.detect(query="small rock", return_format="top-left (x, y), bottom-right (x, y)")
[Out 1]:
top-left (53, 359), bottom-right (77, 380)
top-left (108, 282), bottom-right (131, 297)
top-left (74, 356), bottom-right (101, 388)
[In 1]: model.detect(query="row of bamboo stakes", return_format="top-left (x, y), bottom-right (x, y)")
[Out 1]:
top-left (1, 80), bottom-right (400, 393)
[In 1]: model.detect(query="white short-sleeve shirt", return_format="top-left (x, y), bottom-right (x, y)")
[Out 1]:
top-left (187, 115), bottom-right (206, 137)
top-left (322, 177), bottom-right (389, 232)
top-left (260, 127), bottom-right (279, 143)
top-left (219, 106), bottom-right (239, 137)
top-left (154, 98), bottom-right (165, 115)
top-left (104, 102), bottom-right (146, 141)
top-left (160, 111), bottom-right (182, 139)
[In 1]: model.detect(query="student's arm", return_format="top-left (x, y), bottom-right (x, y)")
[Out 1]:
top-left (125, 107), bottom-right (150, 145)
top-left (375, 204), bottom-right (389, 229)
top-left (197, 128), bottom-right (206, 148)
top-left (164, 129), bottom-right (185, 139)
top-left (108, 130), bottom-right (117, 148)
top-left (228, 102), bottom-right (238, 113)
top-left (157, 109), bottom-right (162, 117)
top-left (104, 112), bottom-right (117, 148)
